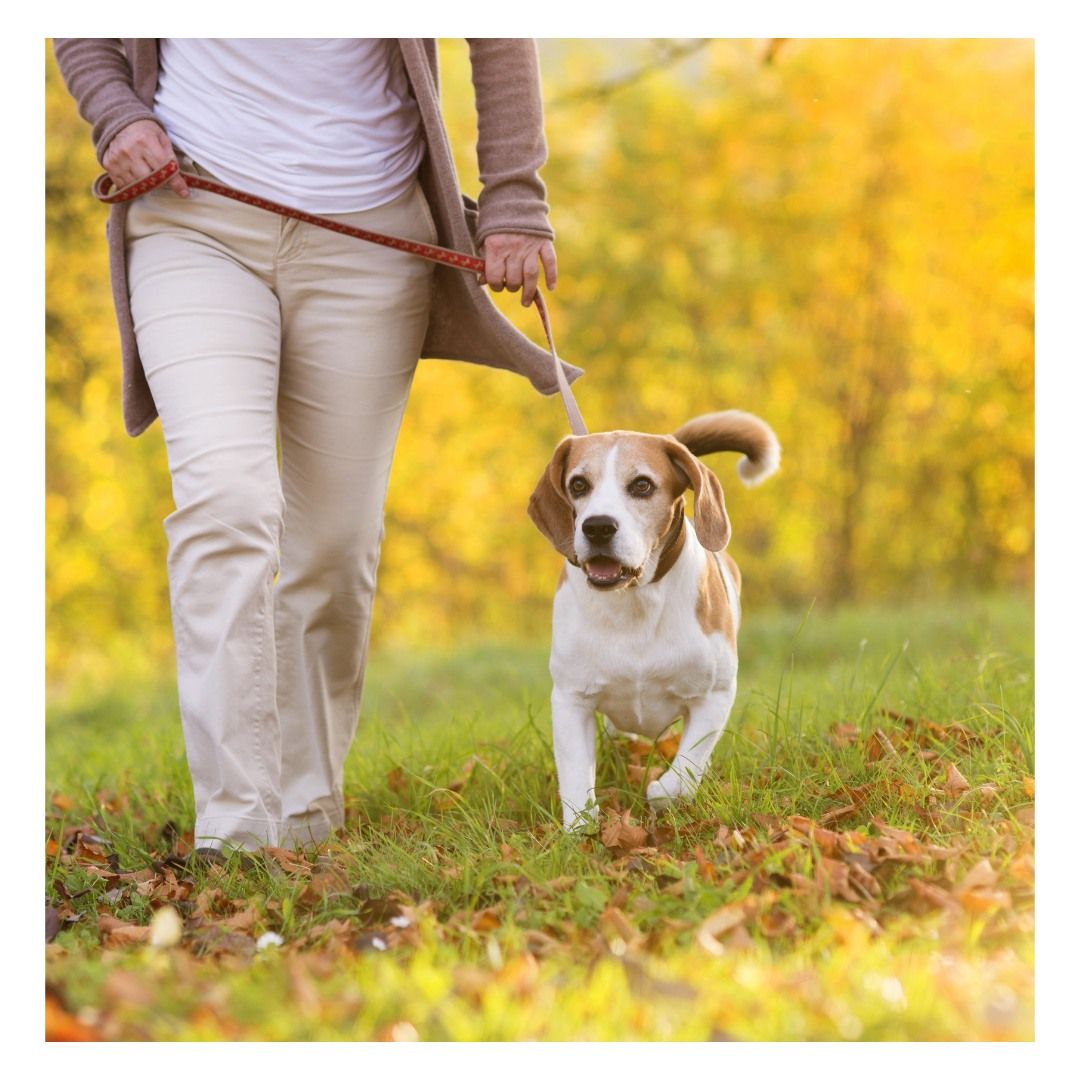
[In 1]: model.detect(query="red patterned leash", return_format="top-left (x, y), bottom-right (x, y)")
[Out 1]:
top-left (93, 159), bottom-right (587, 437)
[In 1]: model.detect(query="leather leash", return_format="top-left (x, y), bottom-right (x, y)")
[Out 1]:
top-left (93, 159), bottom-right (588, 437)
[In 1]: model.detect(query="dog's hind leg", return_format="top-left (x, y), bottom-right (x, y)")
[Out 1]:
top-left (646, 682), bottom-right (735, 808)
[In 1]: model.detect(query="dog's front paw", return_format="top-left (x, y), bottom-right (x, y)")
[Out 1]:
top-left (647, 770), bottom-right (690, 809)
top-left (562, 802), bottom-right (599, 833)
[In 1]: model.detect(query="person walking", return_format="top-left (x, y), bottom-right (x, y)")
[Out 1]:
top-left (53, 38), bottom-right (578, 854)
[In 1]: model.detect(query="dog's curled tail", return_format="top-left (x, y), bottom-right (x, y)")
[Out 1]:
top-left (671, 410), bottom-right (781, 487)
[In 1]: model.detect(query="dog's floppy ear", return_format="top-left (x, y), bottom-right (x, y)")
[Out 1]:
top-left (528, 437), bottom-right (579, 562)
top-left (663, 437), bottom-right (731, 551)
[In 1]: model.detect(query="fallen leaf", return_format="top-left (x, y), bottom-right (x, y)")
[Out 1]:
top-left (386, 767), bottom-right (408, 795)
top-left (298, 868), bottom-right (350, 908)
top-left (471, 907), bottom-right (502, 932)
top-left (627, 764), bottom-right (664, 786)
top-left (599, 905), bottom-right (638, 945)
top-left (829, 723), bottom-right (860, 748)
top-left (907, 878), bottom-right (961, 913)
top-left (98, 914), bottom-right (151, 948)
top-left (655, 734), bottom-right (681, 761)
top-left (943, 763), bottom-right (971, 797)
top-left (820, 803), bottom-right (858, 826)
top-left (954, 887), bottom-right (1012, 914)
top-left (956, 859), bottom-right (998, 892)
top-left (219, 905), bottom-right (258, 932)
top-left (815, 857), bottom-right (867, 903)
top-left (263, 847), bottom-right (308, 874)
top-left (600, 809), bottom-right (649, 853)
top-left (758, 908), bottom-right (797, 938)
top-left (867, 729), bottom-right (900, 762)
top-left (1022, 776), bottom-right (1035, 798)
top-left (698, 899), bottom-right (755, 955)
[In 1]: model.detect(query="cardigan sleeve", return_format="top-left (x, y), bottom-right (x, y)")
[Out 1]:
top-left (52, 39), bottom-right (159, 165)
top-left (465, 38), bottom-right (554, 245)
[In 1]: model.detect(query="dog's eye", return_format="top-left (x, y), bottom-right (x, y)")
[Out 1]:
top-left (629, 476), bottom-right (655, 497)
top-left (568, 476), bottom-right (591, 497)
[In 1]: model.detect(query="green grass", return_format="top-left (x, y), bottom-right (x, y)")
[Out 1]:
top-left (45, 591), bottom-right (1034, 1041)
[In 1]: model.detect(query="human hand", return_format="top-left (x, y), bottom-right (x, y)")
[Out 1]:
top-left (103, 119), bottom-right (189, 198)
top-left (479, 233), bottom-right (557, 306)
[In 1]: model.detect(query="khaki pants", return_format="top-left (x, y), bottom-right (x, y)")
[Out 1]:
top-left (126, 160), bottom-right (436, 850)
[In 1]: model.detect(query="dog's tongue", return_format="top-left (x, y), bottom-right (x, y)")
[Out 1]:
top-left (585, 557), bottom-right (622, 583)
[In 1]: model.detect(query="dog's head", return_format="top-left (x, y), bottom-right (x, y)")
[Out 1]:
top-left (528, 431), bottom-right (730, 590)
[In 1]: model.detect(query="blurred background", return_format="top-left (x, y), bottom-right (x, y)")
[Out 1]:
top-left (45, 39), bottom-right (1033, 698)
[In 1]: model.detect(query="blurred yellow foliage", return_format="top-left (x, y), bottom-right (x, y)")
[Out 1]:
top-left (45, 39), bottom-right (1033, 692)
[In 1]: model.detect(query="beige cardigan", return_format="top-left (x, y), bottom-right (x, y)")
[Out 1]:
top-left (53, 38), bottom-right (582, 436)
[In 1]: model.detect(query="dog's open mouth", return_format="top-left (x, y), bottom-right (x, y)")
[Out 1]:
top-left (583, 556), bottom-right (639, 589)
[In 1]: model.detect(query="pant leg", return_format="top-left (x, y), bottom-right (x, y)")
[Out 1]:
top-left (125, 184), bottom-right (285, 851)
top-left (273, 181), bottom-right (437, 845)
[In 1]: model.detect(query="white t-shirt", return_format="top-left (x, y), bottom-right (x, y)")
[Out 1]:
top-left (153, 39), bottom-right (426, 214)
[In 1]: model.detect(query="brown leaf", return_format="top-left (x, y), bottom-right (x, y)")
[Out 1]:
top-left (263, 846), bottom-right (308, 874)
top-left (600, 809), bottom-right (649, 853)
top-left (98, 913), bottom-right (152, 947)
top-left (386, 767), bottom-right (408, 795)
top-left (1007, 851), bottom-right (1034, 886)
top-left (820, 803), bottom-right (858, 826)
top-left (471, 907), bottom-right (502, 933)
top-left (694, 845), bottom-right (716, 883)
top-left (908, 878), bottom-right (961, 913)
top-left (867, 729), bottom-right (900, 762)
top-left (533, 875), bottom-right (577, 897)
top-left (297, 868), bottom-right (350, 909)
top-left (789, 817), bottom-right (841, 857)
top-left (758, 908), bottom-right (797, 938)
top-left (955, 888), bottom-right (1012, 914)
top-left (829, 723), bottom-right (860, 748)
top-left (815, 857), bottom-right (864, 903)
top-left (599, 905), bottom-right (638, 945)
top-left (51, 793), bottom-right (76, 813)
top-left (1022, 776), bottom-right (1035, 798)
top-left (626, 764), bottom-right (664, 786)
top-left (655, 734), bottom-right (681, 762)
top-left (956, 858), bottom-right (998, 892)
top-left (698, 899), bottom-right (756, 954)
top-left (190, 926), bottom-right (257, 959)
top-left (219, 905), bottom-right (258, 931)
top-left (943, 763), bottom-right (971, 797)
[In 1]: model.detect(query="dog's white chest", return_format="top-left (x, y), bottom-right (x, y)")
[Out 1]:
top-left (550, 553), bottom-right (735, 740)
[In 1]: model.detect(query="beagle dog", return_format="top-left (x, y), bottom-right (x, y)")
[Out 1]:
top-left (528, 411), bottom-right (781, 829)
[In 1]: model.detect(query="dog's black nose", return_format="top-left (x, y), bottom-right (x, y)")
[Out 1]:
top-left (582, 515), bottom-right (618, 544)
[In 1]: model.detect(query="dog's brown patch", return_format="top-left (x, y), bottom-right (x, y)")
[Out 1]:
top-left (696, 552), bottom-right (738, 648)
top-left (719, 551), bottom-right (742, 596)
